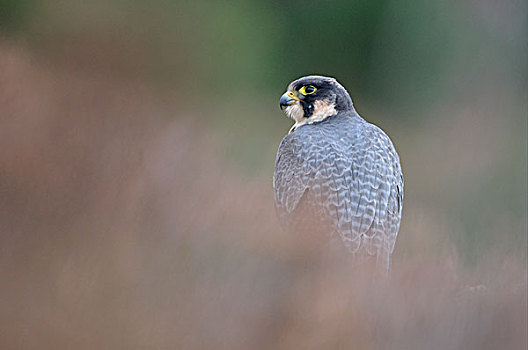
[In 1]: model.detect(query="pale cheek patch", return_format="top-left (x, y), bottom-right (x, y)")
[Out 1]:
top-left (311, 99), bottom-right (337, 121)
top-left (288, 99), bottom-right (337, 134)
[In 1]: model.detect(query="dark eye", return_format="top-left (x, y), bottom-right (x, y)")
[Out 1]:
top-left (300, 85), bottom-right (317, 95)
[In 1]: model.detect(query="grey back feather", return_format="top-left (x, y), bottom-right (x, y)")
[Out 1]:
top-left (273, 112), bottom-right (403, 272)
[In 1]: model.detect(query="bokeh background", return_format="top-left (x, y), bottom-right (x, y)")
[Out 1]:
top-left (1, 0), bottom-right (526, 349)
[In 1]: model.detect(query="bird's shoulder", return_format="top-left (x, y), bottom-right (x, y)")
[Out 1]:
top-left (278, 112), bottom-right (360, 147)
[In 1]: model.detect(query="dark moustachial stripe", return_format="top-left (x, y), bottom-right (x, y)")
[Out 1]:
top-left (302, 102), bottom-right (314, 118)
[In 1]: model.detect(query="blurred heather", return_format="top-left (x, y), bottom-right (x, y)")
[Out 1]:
top-left (0, 0), bottom-right (526, 349)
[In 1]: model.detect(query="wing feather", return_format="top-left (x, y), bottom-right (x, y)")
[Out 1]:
top-left (273, 117), bottom-right (403, 271)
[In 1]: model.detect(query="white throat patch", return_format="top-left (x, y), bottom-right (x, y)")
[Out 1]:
top-left (285, 99), bottom-right (337, 134)
top-left (284, 103), bottom-right (304, 123)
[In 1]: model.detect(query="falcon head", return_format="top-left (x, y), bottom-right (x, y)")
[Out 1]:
top-left (279, 75), bottom-right (354, 130)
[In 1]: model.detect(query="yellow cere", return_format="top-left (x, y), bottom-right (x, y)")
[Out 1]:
top-left (299, 85), bottom-right (317, 95)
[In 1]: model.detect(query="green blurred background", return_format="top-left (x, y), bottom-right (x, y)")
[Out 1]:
top-left (0, 0), bottom-right (526, 348)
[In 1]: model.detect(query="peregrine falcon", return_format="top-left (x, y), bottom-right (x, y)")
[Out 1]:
top-left (273, 75), bottom-right (403, 272)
